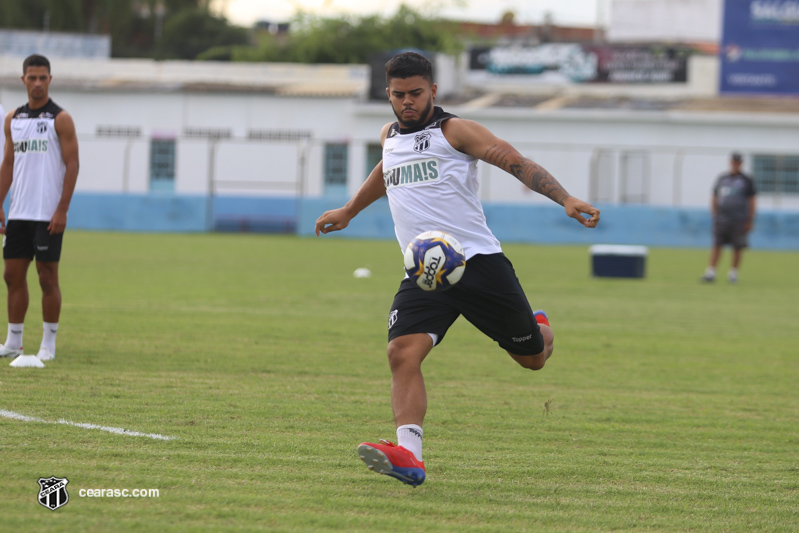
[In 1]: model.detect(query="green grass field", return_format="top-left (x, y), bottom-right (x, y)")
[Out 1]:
top-left (1, 231), bottom-right (797, 532)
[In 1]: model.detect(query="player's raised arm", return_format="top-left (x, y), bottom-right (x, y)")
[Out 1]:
top-left (442, 118), bottom-right (600, 228)
top-left (315, 123), bottom-right (392, 236)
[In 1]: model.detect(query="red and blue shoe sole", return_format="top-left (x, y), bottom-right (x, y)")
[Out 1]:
top-left (357, 443), bottom-right (426, 487)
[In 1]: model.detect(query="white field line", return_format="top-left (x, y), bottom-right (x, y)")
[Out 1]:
top-left (0, 409), bottom-right (176, 441)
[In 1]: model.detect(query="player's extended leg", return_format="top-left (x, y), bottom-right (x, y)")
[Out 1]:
top-left (4, 258), bottom-right (31, 324)
top-left (35, 261), bottom-right (60, 361)
top-left (702, 244), bottom-right (723, 282)
top-left (36, 261), bottom-right (61, 323)
top-left (728, 247), bottom-right (744, 283)
top-left (1, 259), bottom-right (31, 357)
top-left (358, 333), bottom-right (432, 487)
top-left (709, 244), bottom-right (722, 269)
top-left (387, 333), bottom-right (433, 426)
top-left (508, 323), bottom-right (554, 370)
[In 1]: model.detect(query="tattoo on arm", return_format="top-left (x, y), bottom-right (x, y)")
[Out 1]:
top-left (483, 144), bottom-right (570, 205)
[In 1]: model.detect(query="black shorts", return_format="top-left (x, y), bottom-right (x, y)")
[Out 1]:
top-left (387, 253), bottom-right (544, 356)
top-left (713, 219), bottom-right (748, 249)
top-left (3, 220), bottom-right (63, 262)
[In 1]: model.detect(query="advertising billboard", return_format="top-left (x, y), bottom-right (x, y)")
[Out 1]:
top-left (468, 44), bottom-right (691, 84)
top-left (720, 0), bottom-right (799, 94)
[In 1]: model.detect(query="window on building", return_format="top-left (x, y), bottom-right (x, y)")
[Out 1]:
top-left (96, 125), bottom-right (141, 138)
top-left (752, 154), bottom-right (799, 194)
top-left (619, 150), bottom-right (650, 204)
top-left (150, 139), bottom-right (176, 192)
top-left (589, 149), bottom-right (615, 203)
top-left (366, 143), bottom-right (383, 179)
top-left (324, 143), bottom-right (348, 195)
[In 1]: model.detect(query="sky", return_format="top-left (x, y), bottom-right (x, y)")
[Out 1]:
top-left (221, 0), bottom-right (608, 28)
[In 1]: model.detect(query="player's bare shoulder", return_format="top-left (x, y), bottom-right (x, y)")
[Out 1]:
top-left (441, 117), bottom-right (494, 155)
top-left (54, 109), bottom-right (76, 134)
top-left (379, 122), bottom-right (394, 146)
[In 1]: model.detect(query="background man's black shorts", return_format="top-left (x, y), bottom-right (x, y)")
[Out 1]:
top-left (387, 253), bottom-right (544, 356)
top-left (713, 219), bottom-right (748, 249)
top-left (3, 220), bottom-right (63, 262)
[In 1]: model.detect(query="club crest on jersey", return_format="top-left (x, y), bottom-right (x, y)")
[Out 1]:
top-left (37, 121), bottom-right (47, 134)
top-left (413, 132), bottom-right (431, 153)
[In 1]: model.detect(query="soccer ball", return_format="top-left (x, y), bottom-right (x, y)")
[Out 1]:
top-left (404, 231), bottom-right (466, 291)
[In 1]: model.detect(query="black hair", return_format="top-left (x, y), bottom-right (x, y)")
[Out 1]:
top-left (23, 54), bottom-right (51, 74)
top-left (385, 52), bottom-right (433, 85)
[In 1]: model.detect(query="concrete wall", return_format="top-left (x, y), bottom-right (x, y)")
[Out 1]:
top-left (6, 58), bottom-right (795, 214)
top-left (608, 0), bottom-right (722, 43)
top-left (2, 60), bottom-right (798, 248)
top-left (297, 198), bottom-right (799, 251)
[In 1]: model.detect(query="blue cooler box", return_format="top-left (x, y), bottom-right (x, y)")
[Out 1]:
top-left (590, 245), bottom-right (648, 278)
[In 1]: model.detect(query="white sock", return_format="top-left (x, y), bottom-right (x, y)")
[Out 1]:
top-left (397, 424), bottom-right (423, 462)
top-left (728, 268), bottom-right (738, 279)
top-left (41, 322), bottom-right (58, 353)
top-left (6, 323), bottom-right (24, 350)
top-left (705, 266), bottom-right (716, 277)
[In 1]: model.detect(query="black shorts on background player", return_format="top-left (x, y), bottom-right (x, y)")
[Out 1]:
top-left (713, 219), bottom-right (748, 249)
top-left (388, 253), bottom-right (544, 355)
top-left (3, 220), bottom-right (63, 262)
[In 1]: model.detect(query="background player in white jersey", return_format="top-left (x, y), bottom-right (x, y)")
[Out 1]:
top-left (315, 52), bottom-right (599, 487)
top-left (0, 54), bottom-right (79, 363)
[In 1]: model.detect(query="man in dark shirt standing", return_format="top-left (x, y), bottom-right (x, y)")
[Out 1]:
top-left (701, 152), bottom-right (756, 283)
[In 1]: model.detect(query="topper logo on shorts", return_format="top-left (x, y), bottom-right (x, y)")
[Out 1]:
top-left (383, 158), bottom-right (439, 190)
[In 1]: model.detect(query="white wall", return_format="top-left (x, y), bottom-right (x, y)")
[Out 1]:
top-left (3, 83), bottom-right (799, 212)
top-left (608, 0), bottom-right (722, 43)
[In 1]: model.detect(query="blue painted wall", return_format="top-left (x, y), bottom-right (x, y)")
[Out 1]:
top-left (69, 193), bottom-right (210, 232)
top-left (25, 192), bottom-right (799, 250)
top-left (298, 197), bottom-right (799, 251)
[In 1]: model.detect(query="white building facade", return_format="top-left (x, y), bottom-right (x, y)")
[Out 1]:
top-left (1, 56), bottom-right (797, 247)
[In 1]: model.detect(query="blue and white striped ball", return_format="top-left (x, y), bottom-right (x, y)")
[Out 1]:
top-left (404, 231), bottom-right (466, 291)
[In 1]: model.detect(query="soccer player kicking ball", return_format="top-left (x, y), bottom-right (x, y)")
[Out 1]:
top-left (315, 52), bottom-right (600, 487)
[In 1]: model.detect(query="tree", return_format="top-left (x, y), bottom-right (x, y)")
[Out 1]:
top-left (155, 8), bottom-right (249, 60)
top-left (227, 5), bottom-right (463, 64)
top-left (0, 0), bottom-right (247, 60)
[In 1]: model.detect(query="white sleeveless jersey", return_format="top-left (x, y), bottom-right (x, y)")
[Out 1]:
top-left (382, 108), bottom-right (501, 259)
top-left (9, 99), bottom-right (66, 221)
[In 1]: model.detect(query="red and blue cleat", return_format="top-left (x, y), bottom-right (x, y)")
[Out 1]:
top-left (534, 310), bottom-right (550, 327)
top-left (357, 439), bottom-right (426, 487)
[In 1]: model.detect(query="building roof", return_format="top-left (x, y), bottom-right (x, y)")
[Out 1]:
top-left (0, 56), bottom-right (369, 98)
top-left (2, 55), bottom-right (798, 116)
